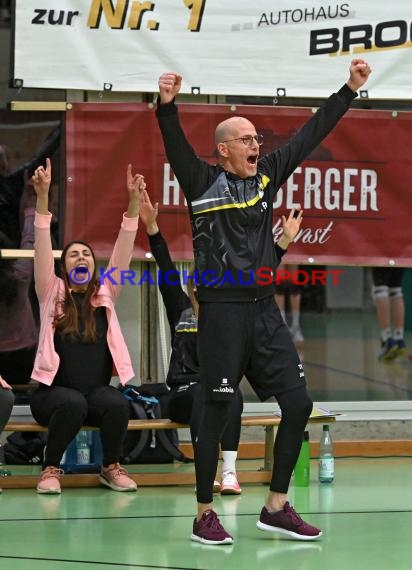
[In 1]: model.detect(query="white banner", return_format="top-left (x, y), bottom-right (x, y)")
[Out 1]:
top-left (13, 0), bottom-right (412, 98)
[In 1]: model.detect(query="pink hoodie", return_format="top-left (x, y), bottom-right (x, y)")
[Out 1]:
top-left (32, 211), bottom-right (138, 386)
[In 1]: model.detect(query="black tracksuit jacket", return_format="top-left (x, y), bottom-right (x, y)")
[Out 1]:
top-left (156, 84), bottom-right (355, 303)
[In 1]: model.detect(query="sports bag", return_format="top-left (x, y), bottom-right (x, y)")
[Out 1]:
top-left (3, 431), bottom-right (46, 465)
top-left (119, 383), bottom-right (192, 464)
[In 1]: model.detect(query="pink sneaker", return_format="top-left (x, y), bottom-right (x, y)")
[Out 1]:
top-left (99, 463), bottom-right (137, 492)
top-left (213, 480), bottom-right (222, 493)
top-left (195, 480), bottom-right (221, 494)
top-left (221, 471), bottom-right (242, 495)
top-left (37, 466), bottom-right (64, 494)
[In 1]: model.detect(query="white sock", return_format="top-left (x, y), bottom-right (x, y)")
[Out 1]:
top-left (291, 312), bottom-right (300, 328)
top-left (380, 328), bottom-right (392, 342)
top-left (393, 329), bottom-right (404, 341)
top-left (222, 451), bottom-right (237, 475)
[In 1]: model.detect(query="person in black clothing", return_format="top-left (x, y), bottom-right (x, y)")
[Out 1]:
top-left (140, 190), bottom-right (244, 494)
top-left (0, 124), bottom-right (60, 246)
top-left (140, 190), bottom-right (303, 494)
top-left (156, 59), bottom-right (371, 544)
top-left (0, 181), bottom-right (38, 389)
top-left (0, 375), bottom-right (15, 484)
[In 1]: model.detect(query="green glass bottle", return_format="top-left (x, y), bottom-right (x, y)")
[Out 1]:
top-left (294, 430), bottom-right (310, 486)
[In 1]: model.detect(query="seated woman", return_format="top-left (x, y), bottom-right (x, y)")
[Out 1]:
top-left (139, 191), bottom-right (302, 495)
top-left (30, 158), bottom-right (144, 494)
top-left (139, 191), bottom-right (243, 494)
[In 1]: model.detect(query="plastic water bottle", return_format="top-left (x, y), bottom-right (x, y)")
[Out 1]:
top-left (60, 449), bottom-right (67, 466)
top-left (76, 430), bottom-right (90, 465)
top-left (294, 430), bottom-right (310, 486)
top-left (319, 424), bottom-right (334, 483)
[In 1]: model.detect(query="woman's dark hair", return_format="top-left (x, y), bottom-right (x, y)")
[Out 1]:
top-left (53, 240), bottom-right (100, 342)
top-left (0, 231), bottom-right (18, 304)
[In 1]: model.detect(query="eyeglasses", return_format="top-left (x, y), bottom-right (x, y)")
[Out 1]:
top-left (221, 134), bottom-right (263, 147)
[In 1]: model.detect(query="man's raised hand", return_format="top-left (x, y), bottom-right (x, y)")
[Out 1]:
top-left (158, 72), bottom-right (183, 104)
top-left (347, 59), bottom-right (372, 92)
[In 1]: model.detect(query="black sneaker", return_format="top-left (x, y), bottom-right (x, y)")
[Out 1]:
top-left (191, 510), bottom-right (233, 545)
top-left (256, 503), bottom-right (322, 541)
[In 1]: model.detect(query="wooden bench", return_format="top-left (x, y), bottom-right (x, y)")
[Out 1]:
top-left (1, 415), bottom-right (334, 489)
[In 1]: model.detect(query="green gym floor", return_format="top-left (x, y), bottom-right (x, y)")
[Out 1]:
top-left (1, 457), bottom-right (412, 570)
top-left (2, 309), bottom-right (412, 568)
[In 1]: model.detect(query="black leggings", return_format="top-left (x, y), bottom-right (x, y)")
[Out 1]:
top-left (195, 386), bottom-right (312, 504)
top-left (0, 388), bottom-right (15, 433)
top-left (30, 384), bottom-right (130, 468)
top-left (167, 383), bottom-right (243, 451)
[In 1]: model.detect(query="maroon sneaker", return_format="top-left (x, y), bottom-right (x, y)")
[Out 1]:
top-left (191, 510), bottom-right (233, 545)
top-left (256, 503), bottom-right (322, 541)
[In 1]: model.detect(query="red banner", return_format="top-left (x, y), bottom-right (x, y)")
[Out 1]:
top-left (65, 103), bottom-right (412, 266)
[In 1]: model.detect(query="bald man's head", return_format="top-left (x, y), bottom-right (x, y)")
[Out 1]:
top-left (214, 116), bottom-right (261, 178)
top-left (214, 117), bottom-right (255, 146)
